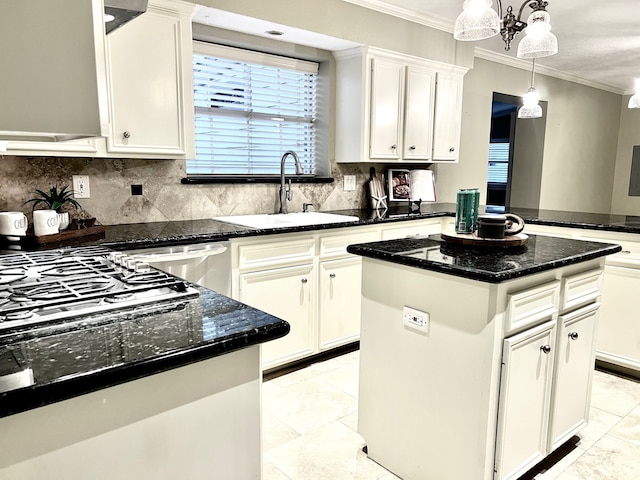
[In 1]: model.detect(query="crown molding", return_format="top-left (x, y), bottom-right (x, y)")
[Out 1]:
top-left (340, 0), bottom-right (453, 32)
top-left (474, 48), bottom-right (625, 95)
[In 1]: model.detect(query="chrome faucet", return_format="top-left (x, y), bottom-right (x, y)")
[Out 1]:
top-left (279, 150), bottom-right (303, 214)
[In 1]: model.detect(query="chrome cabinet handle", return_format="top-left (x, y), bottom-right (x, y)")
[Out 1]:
top-left (569, 332), bottom-right (579, 341)
top-left (301, 278), bottom-right (308, 284)
top-left (329, 273), bottom-right (336, 278)
top-left (409, 145), bottom-right (416, 151)
top-left (540, 345), bottom-right (551, 354)
top-left (123, 131), bottom-right (131, 139)
top-left (449, 147), bottom-right (455, 152)
top-left (391, 144), bottom-right (397, 150)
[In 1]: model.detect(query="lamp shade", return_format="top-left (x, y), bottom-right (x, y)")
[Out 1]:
top-left (629, 79), bottom-right (640, 109)
top-left (518, 87), bottom-right (542, 119)
top-left (454, 0), bottom-right (500, 42)
top-left (517, 10), bottom-right (558, 58)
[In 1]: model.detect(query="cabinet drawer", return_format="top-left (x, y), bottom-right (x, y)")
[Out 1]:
top-left (381, 220), bottom-right (441, 240)
top-left (505, 281), bottom-right (560, 334)
top-left (320, 229), bottom-right (379, 259)
top-left (237, 237), bottom-right (315, 270)
top-left (560, 269), bottom-right (602, 313)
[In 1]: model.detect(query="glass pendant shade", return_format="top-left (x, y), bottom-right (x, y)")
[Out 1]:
top-left (629, 80), bottom-right (640, 109)
top-left (454, 0), bottom-right (500, 41)
top-left (517, 10), bottom-right (558, 58)
top-left (518, 87), bottom-right (542, 119)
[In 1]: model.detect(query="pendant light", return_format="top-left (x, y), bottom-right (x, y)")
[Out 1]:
top-left (518, 59), bottom-right (542, 119)
top-left (454, 0), bottom-right (558, 59)
top-left (629, 79), bottom-right (640, 109)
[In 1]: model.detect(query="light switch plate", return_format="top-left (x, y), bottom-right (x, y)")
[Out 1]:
top-left (72, 175), bottom-right (90, 199)
top-left (343, 175), bottom-right (356, 191)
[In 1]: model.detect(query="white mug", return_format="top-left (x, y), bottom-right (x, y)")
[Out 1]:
top-left (0, 211), bottom-right (28, 238)
top-left (33, 209), bottom-right (60, 236)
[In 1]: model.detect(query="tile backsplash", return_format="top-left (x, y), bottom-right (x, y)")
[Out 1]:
top-left (0, 156), bottom-right (377, 225)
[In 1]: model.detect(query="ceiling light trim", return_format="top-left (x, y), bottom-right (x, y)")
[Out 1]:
top-left (474, 48), bottom-right (625, 95)
top-left (341, 0), bottom-right (454, 32)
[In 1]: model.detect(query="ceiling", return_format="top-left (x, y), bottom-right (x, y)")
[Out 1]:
top-left (193, 0), bottom-right (640, 95)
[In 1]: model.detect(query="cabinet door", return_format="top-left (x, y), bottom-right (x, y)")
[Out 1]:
top-left (432, 72), bottom-right (463, 162)
top-left (403, 65), bottom-right (435, 160)
top-left (369, 57), bottom-right (403, 159)
top-left (239, 264), bottom-right (315, 369)
top-left (548, 303), bottom-right (598, 451)
top-left (106, 4), bottom-right (191, 157)
top-left (596, 264), bottom-right (640, 371)
top-left (495, 320), bottom-right (556, 480)
top-left (319, 257), bottom-right (362, 350)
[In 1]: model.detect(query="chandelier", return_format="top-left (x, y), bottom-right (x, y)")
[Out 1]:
top-left (454, 0), bottom-right (558, 59)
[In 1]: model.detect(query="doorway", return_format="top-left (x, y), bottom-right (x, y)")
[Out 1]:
top-left (486, 92), bottom-right (547, 213)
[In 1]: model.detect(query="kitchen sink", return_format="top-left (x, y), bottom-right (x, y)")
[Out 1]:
top-left (214, 212), bottom-right (360, 229)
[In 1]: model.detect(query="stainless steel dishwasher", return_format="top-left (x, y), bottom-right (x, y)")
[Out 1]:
top-left (125, 242), bottom-right (231, 296)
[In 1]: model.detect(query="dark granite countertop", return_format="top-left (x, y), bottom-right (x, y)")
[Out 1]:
top-left (347, 234), bottom-right (622, 283)
top-left (0, 286), bottom-right (289, 418)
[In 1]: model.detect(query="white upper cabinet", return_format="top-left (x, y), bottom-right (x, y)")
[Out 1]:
top-left (335, 46), bottom-right (467, 164)
top-left (104, 0), bottom-right (195, 158)
top-left (4, 0), bottom-right (195, 159)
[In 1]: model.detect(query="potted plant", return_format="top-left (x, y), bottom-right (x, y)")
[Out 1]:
top-left (24, 184), bottom-right (82, 231)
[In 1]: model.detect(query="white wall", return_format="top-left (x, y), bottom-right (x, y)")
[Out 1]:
top-left (611, 98), bottom-right (640, 215)
top-left (436, 58), bottom-right (621, 214)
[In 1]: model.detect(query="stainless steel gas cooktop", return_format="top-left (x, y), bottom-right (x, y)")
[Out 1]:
top-left (0, 246), bottom-right (199, 332)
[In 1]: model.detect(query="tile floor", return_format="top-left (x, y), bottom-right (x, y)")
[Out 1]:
top-left (262, 350), bottom-right (640, 480)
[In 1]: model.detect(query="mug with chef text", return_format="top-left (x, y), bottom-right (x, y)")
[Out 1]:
top-left (0, 211), bottom-right (28, 238)
top-left (33, 209), bottom-right (60, 236)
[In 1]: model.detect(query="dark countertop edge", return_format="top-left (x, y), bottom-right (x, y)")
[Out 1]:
top-left (346, 243), bottom-right (622, 284)
top-left (0, 319), bottom-right (289, 419)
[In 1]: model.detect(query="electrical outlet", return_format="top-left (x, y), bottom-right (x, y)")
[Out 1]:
top-left (343, 175), bottom-right (356, 191)
top-left (72, 175), bottom-right (90, 199)
top-left (403, 306), bottom-right (430, 333)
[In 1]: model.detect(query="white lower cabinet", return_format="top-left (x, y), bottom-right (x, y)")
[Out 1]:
top-left (549, 303), bottom-right (599, 450)
top-left (319, 257), bottom-right (363, 350)
top-left (496, 272), bottom-right (601, 480)
top-left (496, 320), bottom-right (557, 480)
top-left (239, 264), bottom-right (316, 369)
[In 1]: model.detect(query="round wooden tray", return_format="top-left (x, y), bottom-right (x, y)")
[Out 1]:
top-left (441, 230), bottom-right (529, 247)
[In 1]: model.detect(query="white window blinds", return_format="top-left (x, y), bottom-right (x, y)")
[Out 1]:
top-left (487, 142), bottom-right (510, 184)
top-left (188, 42), bottom-right (318, 176)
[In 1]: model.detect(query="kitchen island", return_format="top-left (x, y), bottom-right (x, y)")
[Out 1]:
top-left (0, 247), bottom-right (289, 479)
top-left (347, 234), bottom-right (620, 480)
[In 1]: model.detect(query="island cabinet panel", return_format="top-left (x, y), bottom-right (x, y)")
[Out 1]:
top-left (548, 303), bottom-right (599, 451)
top-left (495, 320), bottom-right (557, 480)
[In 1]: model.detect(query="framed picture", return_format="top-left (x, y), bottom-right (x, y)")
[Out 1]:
top-left (388, 169), bottom-right (412, 201)
top-left (387, 169), bottom-right (436, 202)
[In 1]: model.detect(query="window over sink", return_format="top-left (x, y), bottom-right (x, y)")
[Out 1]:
top-left (187, 42), bottom-right (319, 179)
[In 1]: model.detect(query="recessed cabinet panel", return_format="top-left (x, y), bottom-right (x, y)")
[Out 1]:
top-left (549, 303), bottom-right (599, 451)
top-left (403, 66), bottom-right (435, 160)
top-left (106, 2), bottom-right (193, 157)
top-left (432, 72), bottom-right (463, 161)
top-left (369, 58), bottom-right (403, 159)
top-left (495, 320), bottom-right (556, 480)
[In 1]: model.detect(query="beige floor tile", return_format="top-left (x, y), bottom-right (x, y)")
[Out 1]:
top-left (608, 403), bottom-right (640, 448)
top-left (553, 472), bottom-right (584, 480)
top-left (590, 371), bottom-right (640, 417)
top-left (263, 460), bottom-right (292, 480)
top-left (576, 406), bottom-right (623, 450)
top-left (270, 353), bottom-right (355, 388)
top-left (263, 377), bottom-right (358, 435)
top-left (265, 421), bottom-right (391, 480)
top-left (263, 411), bottom-right (300, 451)
top-left (563, 434), bottom-right (640, 480)
top-left (339, 411), bottom-right (359, 432)
top-left (531, 445), bottom-right (586, 479)
top-left (317, 361), bottom-right (360, 398)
